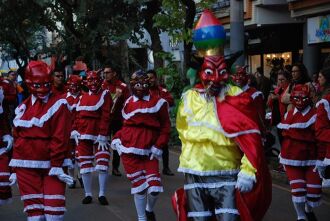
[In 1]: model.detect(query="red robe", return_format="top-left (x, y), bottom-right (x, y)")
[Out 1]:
top-left (216, 91), bottom-right (272, 221)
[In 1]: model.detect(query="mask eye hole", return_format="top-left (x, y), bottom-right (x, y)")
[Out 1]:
top-left (219, 69), bottom-right (227, 75)
top-left (33, 83), bottom-right (41, 89)
top-left (204, 69), bottom-right (213, 75)
top-left (143, 83), bottom-right (149, 88)
top-left (135, 83), bottom-right (141, 88)
top-left (44, 83), bottom-right (50, 88)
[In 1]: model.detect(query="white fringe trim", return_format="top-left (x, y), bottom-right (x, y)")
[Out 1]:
top-left (122, 98), bottom-right (167, 120)
top-left (188, 211), bottom-right (213, 217)
top-left (9, 159), bottom-right (50, 168)
top-left (131, 182), bottom-right (149, 194)
top-left (277, 115), bottom-right (316, 129)
top-left (76, 90), bottom-right (108, 111)
top-left (178, 167), bottom-right (239, 176)
top-left (214, 208), bottom-right (240, 215)
top-left (184, 181), bottom-right (236, 190)
top-left (13, 99), bottom-right (68, 128)
top-left (111, 138), bottom-right (151, 156)
top-left (279, 155), bottom-right (317, 166)
top-left (316, 99), bottom-right (330, 120)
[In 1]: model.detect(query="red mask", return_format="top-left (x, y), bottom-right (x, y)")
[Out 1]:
top-left (232, 66), bottom-right (249, 87)
top-left (130, 70), bottom-right (150, 99)
top-left (291, 84), bottom-right (311, 111)
top-left (25, 61), bottom-right (52, 99)
top-left (86, 71), bottom-right (102, 93)
top-left (67, 75), bottom-right (82, 96)
top-left (199, 56), bottom-right (229, 96)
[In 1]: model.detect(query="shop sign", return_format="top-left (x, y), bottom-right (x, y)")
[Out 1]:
top-left (307, 15), bottom-right (330, 44)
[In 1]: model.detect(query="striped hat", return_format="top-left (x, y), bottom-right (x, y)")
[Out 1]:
top-left (193, 9), bottom-right (225, 57)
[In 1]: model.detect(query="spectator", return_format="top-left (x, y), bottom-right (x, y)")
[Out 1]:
top-left (281, 62), bottom-right (315, 111)
top-left (254, 67), bottom-right (272, 105)
top-left (52, 67), bottom-right (66, 96)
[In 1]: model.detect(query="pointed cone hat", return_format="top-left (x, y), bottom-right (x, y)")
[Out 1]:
top-left (193, 9), bottom-right (225, 57)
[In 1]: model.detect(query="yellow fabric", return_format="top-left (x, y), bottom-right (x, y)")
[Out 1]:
top-left (177, 86), bottom-right (256, 175)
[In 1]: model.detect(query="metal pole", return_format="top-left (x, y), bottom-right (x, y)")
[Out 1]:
top-left (230, 0), bottom-right (245, 66)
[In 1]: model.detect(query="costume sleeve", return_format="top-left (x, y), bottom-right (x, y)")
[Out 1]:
top-left (240, 154), bottom-right (257, 177)
top-left (98, 92), bottom-right (112, 137)
top-left (315, 102), bottom-right (330, 160)
top-left (160, 89), bottom-right (174, 107)
top-left (154, 101), bottom-right (171, 149)
top-left (49, 103), bottom-right (71, 167)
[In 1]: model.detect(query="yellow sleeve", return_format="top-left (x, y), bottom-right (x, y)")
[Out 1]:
top-left (176, 99), bottom-right (188, 138)
top-left (240, 154), bottom-right (257, 177)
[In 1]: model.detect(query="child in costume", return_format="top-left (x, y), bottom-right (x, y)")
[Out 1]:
top-left (278, 84), bottom-right (322, 221)
top-left (9, 61), bottom-right (73, 221)
top-left (71, 70), bottom-right (112, 205)
top-left (111, 70), bottom-right (171, 221)
top-left (175, 9), bottom-right (271, 221)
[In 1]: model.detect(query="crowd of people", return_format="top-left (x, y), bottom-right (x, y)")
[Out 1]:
top-left (0, 9), bottom-right (329, 221)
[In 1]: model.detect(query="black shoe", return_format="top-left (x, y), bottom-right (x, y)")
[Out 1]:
top-left (145, 210), bottom-right (156, 221)
top-left (305, 211), bottom-right (317, 221)
top-left (162, 168), bottom-right (174, 176)
top-left (82, 196), bottom-right (92, 204)
top-left (98, 196), bottom-right (109, 205)
top-left (112, 169), bottom-right (122, 177)
top-left (78, 177), bottom-right (84, 188)
top-left (68, 180), bottom-right (76, 189)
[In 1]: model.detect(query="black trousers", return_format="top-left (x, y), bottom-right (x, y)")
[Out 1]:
top-left (162, 144), bottom-right (169, 170)
top-left (111, 120), bottom-right (122, 171)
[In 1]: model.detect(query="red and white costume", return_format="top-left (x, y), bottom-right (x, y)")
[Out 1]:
top-left (9, 93), bottom-right (72, 220)
top-left (315, 94), bottom-right (330, 166)
top-left (111, 93), bottom-right (171, 194)
top-left (278, 106), bottom-right (322, 207)
top-left (74, 89), bottom-right (112, 174)
top-left (0, 84), bottom-right (13, 205)
top-left (150, 86), bottom-right (174, 107)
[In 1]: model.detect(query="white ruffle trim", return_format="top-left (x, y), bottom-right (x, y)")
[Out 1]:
top-left (316, 99), bottom-right (330, 120)
top-left (111, 138), bottom-right (151, 156)
top-left (122, 98), bottom-right (167, 120)
top-left (178, 167), bottom-right (240, 176)
top-left (188, 211), bottom-right (213, 217)
top-left (14, 99), bottom-right (68, 128)
top-left (277, 114), bottom-right (316, 129)
top-left (214, 208), bottom-right (240, 215)
top-left (184, 181), bottom-right (236, 190)
top-left (76, 90), bottom-right (108, 111)
top-left (279, 155), bottom-right (317, 166)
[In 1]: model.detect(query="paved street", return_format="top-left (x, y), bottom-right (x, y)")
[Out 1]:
top-left (1, 150), bottom-right (330, 221)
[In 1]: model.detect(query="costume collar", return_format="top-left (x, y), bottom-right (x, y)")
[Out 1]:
top-left (31, 94), bottom-right (49, 105)
top-left (293, 106), bottom-right (311, 116)
top-left (66, 92), bottom-right (78, 99)
top-left (133, 94), bottom-right (150, 102)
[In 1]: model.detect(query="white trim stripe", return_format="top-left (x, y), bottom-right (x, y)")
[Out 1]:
top-left (290, 179), bottom-right (306, 184)
top-left (95, 151), bottom-right (110, 157)
top-left (187, 211), bottom-right (213, 217)
top-left (251, 91), bottom-right (263, 100)
top-left (184, 181), bottom-right (236, 190)
top-left (44, 195), bottom-right (65, 200)
top-left (127, 170), bottom-right (146, 178)
top-left (24, 204), bottom-right (44, 212)
top-left (0, 172), bottom-right (10, 176)
top-left (214, 208), bottom-right (240, 215)
top-left (21, 194), bottom-right (43, 200)
top-left (0, 182), bottom-right (10, 186)
top-left (147, 186), bottom-right (163, 194)
top-left (316, 99), bottom-right (330, 120)
top-left (76, 90), bottom-right (108, 111)
top-left (14, 99), bottom-right (68, 128)
top-left (178, 167), bottom-right (239, 176)
top-left (131, 182), bottom-right (149, 194)
top-left (111, 139), bottom-right (151, 156)
top-left (306, 184), bottom-right (322, 188)
top-left (292, 188), bottom-right (306, 193)
top-left (277, 115), bottom-right (316, 129)
top-left (307, 194), bottom-right (321, 198)
top-left (279, 156), bottom-right (317, 166)
top-left (44, 206), bottom-right (66, 212)
top-left (122, 98), bottom-right (167, 120)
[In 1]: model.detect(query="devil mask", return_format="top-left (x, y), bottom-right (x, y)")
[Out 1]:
top-left (67, 75), bottom-right (82, 96)
top-left (25, 61), bottom-right (52, 100)
top-left (291, 84), bottom-right (311, 111)
top-left (86, 71), bottom-right (102, 94)
top-left (232, 65), bottom-right (249, 87)
top-left (130, 70), bottom-right (150, 99)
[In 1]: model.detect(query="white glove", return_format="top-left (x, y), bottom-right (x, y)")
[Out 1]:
top-left (9, 173), bottom-right (17, 186)
top-left (95, 135), bottom-right (110, 151)
top-left (149, 153), bottom-right (157, 160)
top-left (314, 161), bottom-right (326, 179)
top-left (235, 172), bottom-right (256, 193)
top-left (49, 167), bottom-right (74, 186)
top-left (150, 146), bottom-right (162, 161)
top-left (3, 135), bottom-right (13, 152)
top-left (70, 130), bottom-right (80, 146)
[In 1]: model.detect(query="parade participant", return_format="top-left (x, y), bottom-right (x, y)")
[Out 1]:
top-left (278, 84), bottom-right (321, 221)
top-left (72, 70), bottom-right (112, 205)
top-left (66, 75), bottom-right (83, 188)
top-left (9, 60), bottom-right (73, 221)
top-left (147, 69), bottom-right (175, 176)
top-left (111, 70), bottom-right (171, 221)
top-left (175, 9), bottom-right (271, 221)
top-left (315, 66), bottom-right (330, 181)
top-left (102, 64), bottom-right (130, 177)
top-left (0, 82), bottom-right (14, 206)
top-left (232, 65), bottom-right (265, 131)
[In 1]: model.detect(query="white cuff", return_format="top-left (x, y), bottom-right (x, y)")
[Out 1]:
top-left (96, 135), bottom-right (109, 142)
top-left (151, 146), bottom-right (163, 157)
top-left (48, 167), bottom-right (64, 176)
